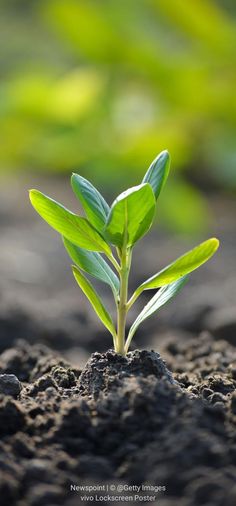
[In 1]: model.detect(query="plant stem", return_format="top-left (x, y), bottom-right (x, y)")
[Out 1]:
top-left (116, 247), bottom-right (131, 355)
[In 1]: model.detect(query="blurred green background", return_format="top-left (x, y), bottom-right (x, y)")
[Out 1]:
top-left (0, 0), bottom-right (235, 233)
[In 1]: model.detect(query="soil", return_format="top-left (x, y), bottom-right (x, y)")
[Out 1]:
top-left (0, 177), bottom-right (236, 506)
top-left (0, 335), bottom-right (236, 506)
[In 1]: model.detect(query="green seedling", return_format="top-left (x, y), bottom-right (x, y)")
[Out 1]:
top-left (29, 150), bottom-right (219, 356)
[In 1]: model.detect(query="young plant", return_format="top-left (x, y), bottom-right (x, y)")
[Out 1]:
top-left (29, 150), bottom-right (219, 356)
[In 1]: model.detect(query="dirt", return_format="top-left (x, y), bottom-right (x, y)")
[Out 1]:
top-left (0, 333), bottom-right (235, 506)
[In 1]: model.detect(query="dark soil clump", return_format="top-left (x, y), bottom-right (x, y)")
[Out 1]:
top-left (78, 348), bottom-right (175, 398)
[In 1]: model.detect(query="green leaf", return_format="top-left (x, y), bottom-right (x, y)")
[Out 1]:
top-left (71, 173), bottom-right (110, 232)
top-left (72, 265), bottom-right (116, 337)
top-left (142, 150), bottom-right (170, 200)
top-left (63, 237), bottom-right (119, 296)
top-left (105, 183), bottom-right (156, 248)
top-left (126, 275), bottom-right (188, 348)
top-left (29, 189), bottom-right (111, 254)
top-left (134, 238), bottom-right (219, 298)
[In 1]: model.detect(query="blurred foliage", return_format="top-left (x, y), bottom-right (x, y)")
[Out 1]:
top-left (0, 0), bottom-right (235, 233)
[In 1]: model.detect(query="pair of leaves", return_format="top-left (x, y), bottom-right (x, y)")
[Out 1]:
top-left (71, 265), bottom-right (188, 348)
top-left (72, 174), bottom-right (156, 249)
top-left (58, 235), bottom-right (219, 346)
top-left (72, 150), bottom-right (170, 250)
top-left (71, 253), bottom-right (189, 350)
